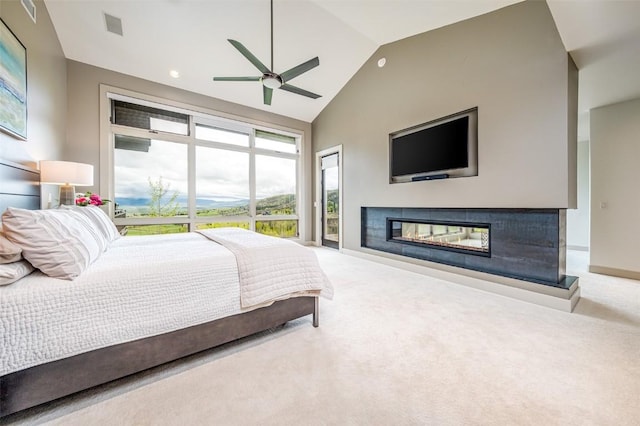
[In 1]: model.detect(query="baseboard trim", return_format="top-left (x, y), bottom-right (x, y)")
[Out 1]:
top-left (342, 248), bottom-right (581, 313)
top-left (589, 265), bottom-right (640, 281)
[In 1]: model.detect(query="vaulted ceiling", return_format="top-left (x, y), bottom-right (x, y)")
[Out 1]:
top-left (45, 0), bottom-right (640, 135)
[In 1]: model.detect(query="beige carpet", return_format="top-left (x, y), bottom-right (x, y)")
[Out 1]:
top-left (4, 249), bottom-right (640, 425)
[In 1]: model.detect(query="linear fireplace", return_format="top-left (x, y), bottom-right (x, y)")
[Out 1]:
top-left (361, 207), bottom-right (578, 289)
top-left (361, 207), bottom-right (580, 311)
top-left (388, 219), bottom-right (490, 256)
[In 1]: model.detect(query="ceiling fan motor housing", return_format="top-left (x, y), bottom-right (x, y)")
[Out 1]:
top-left (262, 73), bottom-right (283, 89)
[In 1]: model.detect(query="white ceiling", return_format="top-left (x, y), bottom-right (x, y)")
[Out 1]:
top-left (44, 0), bottom-right (640, 130)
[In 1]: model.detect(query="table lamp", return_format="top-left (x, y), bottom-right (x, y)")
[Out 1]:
top-left (40, 160), bottom-right (94, 206)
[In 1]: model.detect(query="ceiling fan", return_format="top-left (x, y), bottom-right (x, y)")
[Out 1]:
top-left (213, 0), bottom-right (321, 106)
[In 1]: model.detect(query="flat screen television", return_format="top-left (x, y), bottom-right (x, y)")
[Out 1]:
top-left (389, 108), bottom-right (478, 183)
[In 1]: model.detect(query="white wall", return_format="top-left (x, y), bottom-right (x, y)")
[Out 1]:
top-left (312, 1), bottom-right (577, 249)
top-left (0, 0), bottom-right (66, 171)
top-left (590, 98), bottom-right (640, 277)
top-left (567, 140), bottom-right (590, 250)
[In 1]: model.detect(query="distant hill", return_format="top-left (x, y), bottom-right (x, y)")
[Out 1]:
top-left (116, 194), bottom-right (295, 215)
top-left (256, 194), bottom-right (295, 215)
top-left (115, 196), bottom-right (249, 209)
top-left (114, 197), bottom-right (150, 208)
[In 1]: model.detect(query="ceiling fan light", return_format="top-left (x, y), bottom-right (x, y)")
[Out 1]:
top-left (262, 75), bottom-right (282, 89)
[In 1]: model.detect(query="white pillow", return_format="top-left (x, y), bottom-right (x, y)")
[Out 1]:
top-left (0, 260), bottom-right (35, 285)
top-left (1, 207), bottom-right (105, 280)
top-left (0, 232), bottom-right (22, 264)
top-left (60, 205), bottom-right (120, 243)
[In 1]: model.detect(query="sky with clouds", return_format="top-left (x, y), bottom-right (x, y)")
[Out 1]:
top-left (114, 139), bottom-right (296, 202)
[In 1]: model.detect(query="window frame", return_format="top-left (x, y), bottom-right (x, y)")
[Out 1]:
top-left (99, 85), bottom-right (305, 239)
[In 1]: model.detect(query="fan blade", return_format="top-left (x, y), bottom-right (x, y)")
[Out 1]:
top-left (227, 39), bottom-right (271, 74)
top-left (213, 76), bottom-right (261, 82)
top-left (279, 57), bottom-right (319, 83)
top-left (280, 83), bottom-right (321, 99)
top-left (263, 85), bottom-right (273, 105)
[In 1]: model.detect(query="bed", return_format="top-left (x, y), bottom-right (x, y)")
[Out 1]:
top-left (0, 160), bottom-right (332, 417)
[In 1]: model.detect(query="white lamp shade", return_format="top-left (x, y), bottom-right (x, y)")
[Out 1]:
top-left (40, 161), bottom-right (94, 186)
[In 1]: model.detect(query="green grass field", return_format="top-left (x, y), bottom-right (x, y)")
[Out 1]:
top-left (122, 220), bottom-right (296, 238)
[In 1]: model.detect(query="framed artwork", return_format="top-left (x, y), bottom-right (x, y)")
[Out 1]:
top-left (0, 18), bottom-right (27, 140)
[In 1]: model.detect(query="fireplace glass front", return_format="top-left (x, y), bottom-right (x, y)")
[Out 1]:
top-left (387, 219), bottom-right (490, 256)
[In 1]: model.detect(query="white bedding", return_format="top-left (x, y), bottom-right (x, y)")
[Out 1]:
top-left (198, 228), bottom-right (333, 307)
top-left (0, 232), bottom-right (329, 376)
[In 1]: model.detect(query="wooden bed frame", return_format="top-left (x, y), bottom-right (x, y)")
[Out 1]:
top-left (0, 160), bottom-right (319, 418)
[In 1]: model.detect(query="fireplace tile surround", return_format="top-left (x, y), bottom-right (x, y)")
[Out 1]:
top-left (362, 207), bottom-right (577, 290)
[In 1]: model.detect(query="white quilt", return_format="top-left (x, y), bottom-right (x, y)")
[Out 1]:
top-left (0, 231), bottom-right (332, 376)
top-left (197, 228), bottom-right (334, 308)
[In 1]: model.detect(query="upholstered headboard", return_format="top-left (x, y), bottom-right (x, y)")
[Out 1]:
top-left (0, 160), bottom-right (40, 214)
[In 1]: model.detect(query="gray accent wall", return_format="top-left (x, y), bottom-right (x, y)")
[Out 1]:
top-left (0, 0), bottom-right (66, 171)
top-left (312, 1), bottom-right (577, 251)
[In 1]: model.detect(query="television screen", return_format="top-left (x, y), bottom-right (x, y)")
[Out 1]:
top-left (391, 116), bottom-right (469, 178)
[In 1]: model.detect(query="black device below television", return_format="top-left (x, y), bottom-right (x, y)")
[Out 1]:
top-left (389, 107), bottom-right (478, 183)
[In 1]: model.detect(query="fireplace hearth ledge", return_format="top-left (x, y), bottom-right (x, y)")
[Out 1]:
top-left (341, 247), bottom-right (581, 312)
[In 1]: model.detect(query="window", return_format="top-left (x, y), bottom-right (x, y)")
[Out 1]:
top-left (195, 146), bottom-right (249, 217)
top-left (256, 155), bottom-right (297, 215)
top-left (255, 155), bottom-right (298, 238)
top-left (195, 124), bottom-right (249, 147)
top-left (104, 90), bottom-right (302, 238)
top-left (255, 130), bottom-right (297, 153)
top-left (114, 136), bottom-right (188, 218)
top-left (112, 100), bottom-right (189, 135)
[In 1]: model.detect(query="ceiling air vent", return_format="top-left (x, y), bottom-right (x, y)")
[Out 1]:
top-left (104, 13), bottom-right (123, 36)
top-left (21, 0), bottom-right (36, 23)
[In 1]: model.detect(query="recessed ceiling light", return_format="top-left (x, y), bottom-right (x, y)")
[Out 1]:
top-left (169, 70), bottom-right (180, 79)
top-left (377, 58), bottom-right (386, 68)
